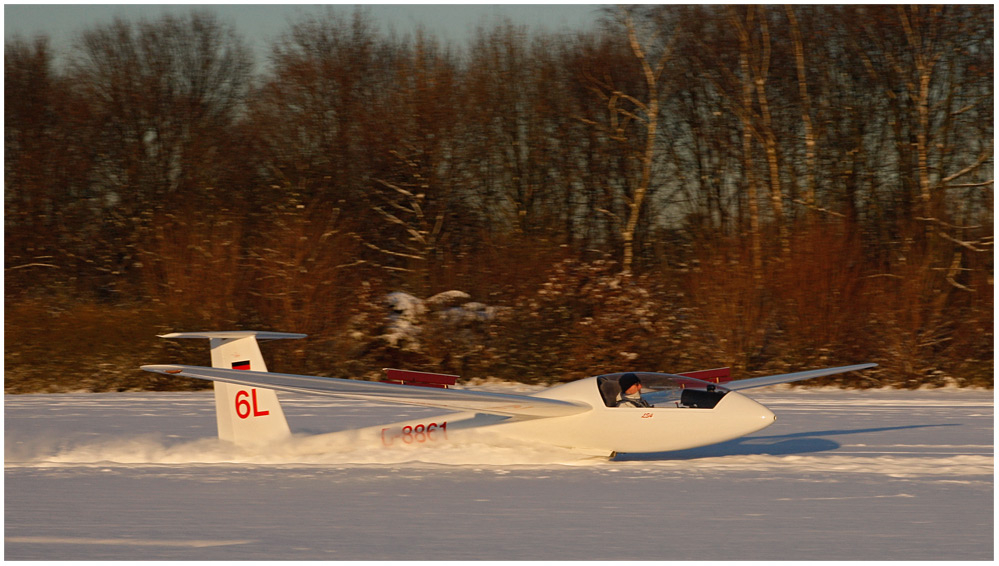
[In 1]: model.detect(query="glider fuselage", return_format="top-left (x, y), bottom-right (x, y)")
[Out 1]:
top-left (361, 377), bottom-right (776, 454)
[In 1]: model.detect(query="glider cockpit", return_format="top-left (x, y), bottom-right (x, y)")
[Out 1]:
top-left (596, 372), bottom-right (728, 409)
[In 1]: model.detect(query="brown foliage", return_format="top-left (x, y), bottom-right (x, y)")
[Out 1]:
top-left (4, 7), bottom-right (992, 391)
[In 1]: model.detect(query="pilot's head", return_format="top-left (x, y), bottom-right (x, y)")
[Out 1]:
top-left (619, 373), bottom-right (641, 395)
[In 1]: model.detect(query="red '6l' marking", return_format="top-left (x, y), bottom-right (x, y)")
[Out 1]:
top-left (235, 389), bottom-right (270, 419)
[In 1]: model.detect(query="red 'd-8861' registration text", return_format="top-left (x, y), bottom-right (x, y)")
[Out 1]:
top-left (381, 422), bottom-right (448, 446)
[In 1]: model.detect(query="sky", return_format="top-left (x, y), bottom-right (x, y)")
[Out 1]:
top-left (5, 3), bottom-right (607, 64)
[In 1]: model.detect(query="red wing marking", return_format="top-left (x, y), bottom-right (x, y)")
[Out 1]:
top-left (677, 367), bottom-right (731, 384)
top-left (383, 368), bottom-right (459, 389)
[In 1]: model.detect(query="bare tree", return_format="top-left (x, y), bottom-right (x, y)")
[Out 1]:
top-left (4, 36), bottom-right (77, 289)
top-left (583, 7), bottom-right (675, 274)
top-left (785, 6), bottom-right (818, 216)
top-left (68, 10), bottom-right (253, 297)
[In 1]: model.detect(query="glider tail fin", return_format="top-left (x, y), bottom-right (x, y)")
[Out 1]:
top-left (159, 331), bottom-right (306, 446)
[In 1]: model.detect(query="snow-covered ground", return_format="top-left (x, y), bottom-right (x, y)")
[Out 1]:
top-left (5, 386), bottom-right (993, 560)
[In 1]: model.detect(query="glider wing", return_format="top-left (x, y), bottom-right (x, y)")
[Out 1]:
top-left (141, 364), bottom-right (591, 420)
top-left (722, 363), bottom-right (878, 391)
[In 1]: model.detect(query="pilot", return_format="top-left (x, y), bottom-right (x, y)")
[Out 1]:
top-left (616, 373), bottom-right (651, 408)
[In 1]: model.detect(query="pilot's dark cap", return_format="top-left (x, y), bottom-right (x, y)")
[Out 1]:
top-left (619, 373), bottom-right (640, 391)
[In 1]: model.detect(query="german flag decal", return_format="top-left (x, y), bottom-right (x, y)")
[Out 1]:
top-left (232, 360), bottom-right (251, 370)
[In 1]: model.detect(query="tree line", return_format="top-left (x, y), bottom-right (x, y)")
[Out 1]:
top-left (5, 6), bottom-right (993, 391)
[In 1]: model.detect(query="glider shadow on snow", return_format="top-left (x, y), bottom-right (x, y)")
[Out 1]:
top-left (614, 423), bottom-right (958, 462)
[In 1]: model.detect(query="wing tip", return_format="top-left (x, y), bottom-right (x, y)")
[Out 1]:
top-left (141, 364), bottom-right (185, 374)
top-left (157, 331), bottom-right (307, 340)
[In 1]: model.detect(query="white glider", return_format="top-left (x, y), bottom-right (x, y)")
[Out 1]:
top-left (141, 331), bottom-right (876, 456)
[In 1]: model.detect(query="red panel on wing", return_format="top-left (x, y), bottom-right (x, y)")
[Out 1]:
top-left (383, 368), bottom-right (459, 389)
top-left (677, 367), bottom-right (731, 384)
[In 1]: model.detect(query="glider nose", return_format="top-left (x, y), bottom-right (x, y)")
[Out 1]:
top-left (759, 402), bottom-right (777, 424)
top-left (720, 391), bottom-right (777, 434)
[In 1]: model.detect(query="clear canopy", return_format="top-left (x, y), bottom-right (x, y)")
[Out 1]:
top-left (596, 372), bottom-right (728, 408)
